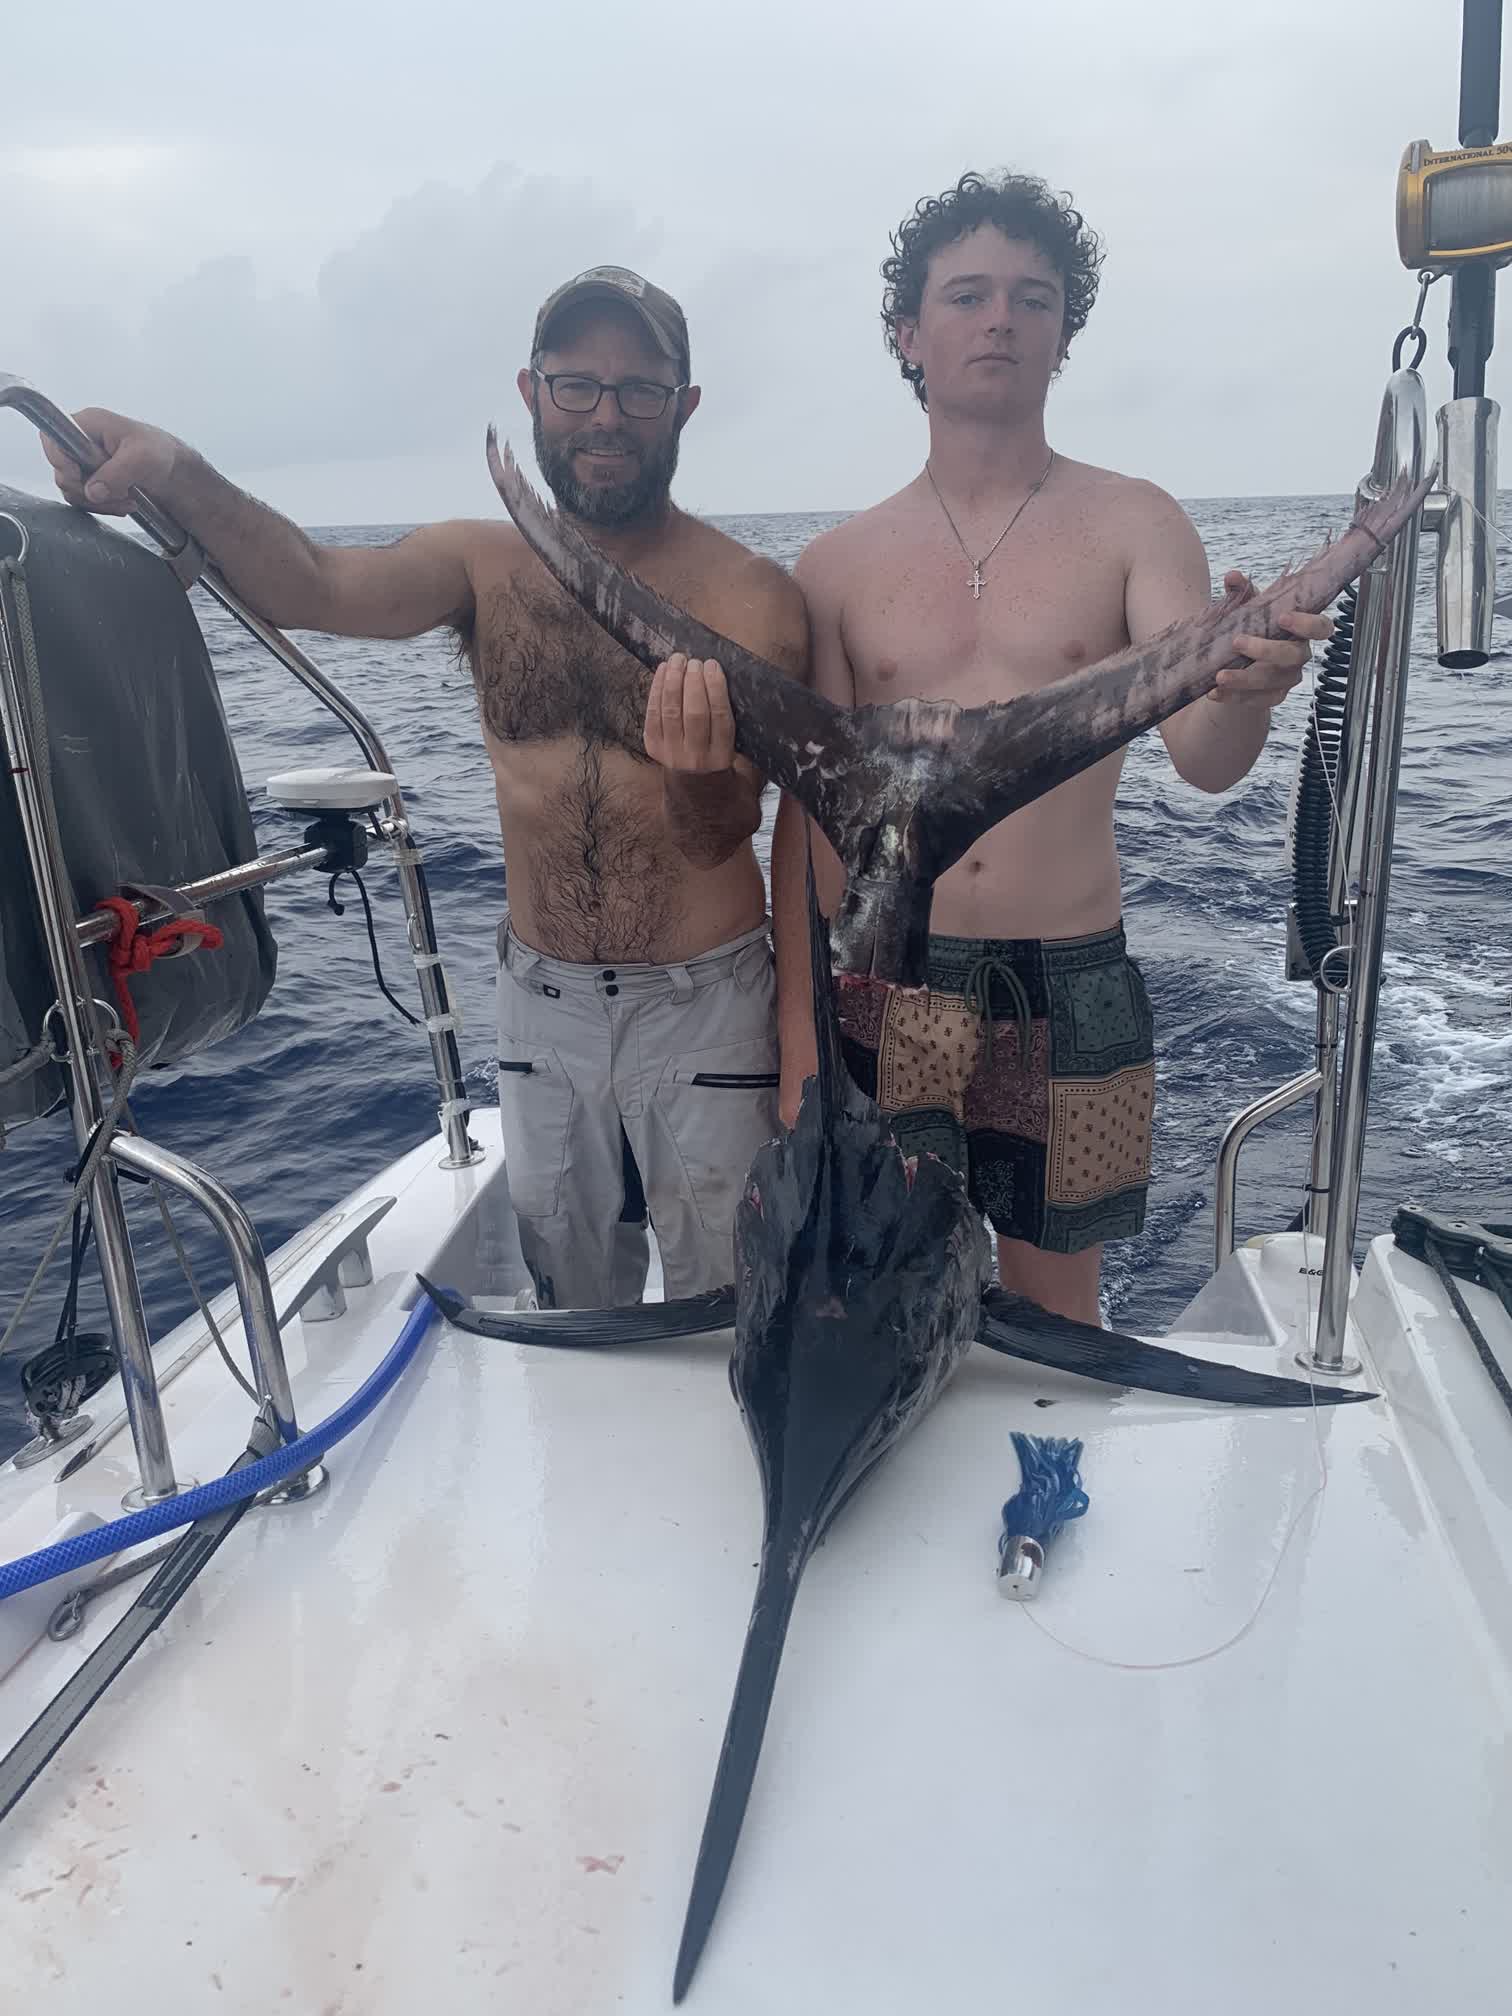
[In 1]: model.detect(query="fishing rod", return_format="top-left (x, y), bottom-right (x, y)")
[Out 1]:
top-left (1395, 0), bottom-right (1507, 664)
top-left (1270, 0), bottom-right (1511, 1371)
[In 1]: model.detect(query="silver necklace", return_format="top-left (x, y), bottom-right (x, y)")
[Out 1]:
top-left (925, 450), bottom-right (1056, 599)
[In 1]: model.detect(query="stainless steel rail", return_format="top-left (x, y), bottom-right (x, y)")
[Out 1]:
top-left (1308, 371), bottom-right (1429, 1372)
top-left (0, 375), bottom-right (479, 1169)
top-left (0, 513), bottom-right (179, 1500)
top-left (0, 371), bottom-right (485, 1504)
top-left (1213, 1070), bottom-right (1323, 1272)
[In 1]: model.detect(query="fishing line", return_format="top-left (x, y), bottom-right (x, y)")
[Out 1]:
top-left (1022, 481), bottom-right (1495, 1670)
top-left (1020, 1382), bottom-right (1330, 1672)
top-left (1448, 488), bottom-right (1512, 586)
top-left (1026, 551), bottom-right (1446, 1671)
top-left (1019, 1024), bottom-right (1335, 1674)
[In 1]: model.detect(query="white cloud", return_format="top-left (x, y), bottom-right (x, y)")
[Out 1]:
top-left (0, 0), bottom-right (1484, 519)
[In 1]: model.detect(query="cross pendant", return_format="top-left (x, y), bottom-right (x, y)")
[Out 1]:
top-left (969, 564), bottom-right (984, 600)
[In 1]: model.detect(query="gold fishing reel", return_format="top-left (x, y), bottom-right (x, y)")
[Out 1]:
top-left (1397, 138), bottom-right (1512, 267)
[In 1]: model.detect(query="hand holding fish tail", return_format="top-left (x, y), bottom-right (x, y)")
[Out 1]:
top-left (914, 465), bottom-right (1434, 882)
top-left (647, 654), bottom-right (766, 866)
top-left (492, 427), bottom-right (1433, 986)
top-left (488, 428), bottom-right (879, 840)
top-left (645, 654), bottom-right (738, 772)
top-left (1210, 567), bottom-right (1332, 708)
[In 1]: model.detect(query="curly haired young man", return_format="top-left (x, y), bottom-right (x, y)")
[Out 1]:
top-left (764, 172), bottom-right (1329, 1324)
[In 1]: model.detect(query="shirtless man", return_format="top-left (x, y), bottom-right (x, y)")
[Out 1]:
top-left (767, 172), bottom-right (1329, 1326)
top-left (45, 266), bottom-right (807, 1309)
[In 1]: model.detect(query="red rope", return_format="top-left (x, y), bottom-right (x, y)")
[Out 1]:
top-left (92, 895), bottom-right (224, 1051)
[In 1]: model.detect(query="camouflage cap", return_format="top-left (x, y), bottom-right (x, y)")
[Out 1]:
top-left (531, 266), bottom-right (691, 380)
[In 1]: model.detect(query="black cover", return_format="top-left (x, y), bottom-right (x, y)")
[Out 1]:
top-left (0, 488), bottom-right (275, 1128)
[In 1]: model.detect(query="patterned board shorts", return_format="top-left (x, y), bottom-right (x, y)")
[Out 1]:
top-left (836, 924), bottom-right (1155, 1255)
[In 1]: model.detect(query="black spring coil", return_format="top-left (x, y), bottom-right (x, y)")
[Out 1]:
top-left (1290, 585), bottom-right (1356, 979)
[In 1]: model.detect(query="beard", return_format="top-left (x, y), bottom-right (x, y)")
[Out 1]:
top-left (532, 408), bottom-right (681, 529)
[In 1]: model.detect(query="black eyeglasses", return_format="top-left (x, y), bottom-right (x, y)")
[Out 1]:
top-left (533, 370), bottom-right (686, 420)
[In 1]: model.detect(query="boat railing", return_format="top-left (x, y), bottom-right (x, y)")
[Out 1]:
top-left (1214, 358), bottom-right (1498, 1369)
top-left (1215, 0), bottom-right (1506, 1366)
top-left (0, 377), bottom-right (481, 1175)
top-left (1307, 368), bottom-right (1430, 1373)
top-left (0, 381), bottom-right (481, 1506)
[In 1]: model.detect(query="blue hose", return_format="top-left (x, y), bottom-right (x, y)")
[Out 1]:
top-left (0, 1285), bottom-right (444, 1604)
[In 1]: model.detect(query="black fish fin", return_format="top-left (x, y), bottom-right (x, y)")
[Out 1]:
top-left (977, 1288), bottom-right (1376, 1407)
top-left (486, 432), bottom-right (865, 846)
top-left (674, 1540), bottom-right (804, 2002)
top-left (492, 434), bottom-right (1431, 947)
top-left (415, 1275), bottom-right (468, 1325)
top-left (417, 1275), bottom-right (735, 1346)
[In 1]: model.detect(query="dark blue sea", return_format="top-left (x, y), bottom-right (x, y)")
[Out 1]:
top-left (2, 499), bottom-right (1508, 1460)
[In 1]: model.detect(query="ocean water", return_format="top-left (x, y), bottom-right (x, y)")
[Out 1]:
top-left (2, 497), bottom-right (1508, 1460)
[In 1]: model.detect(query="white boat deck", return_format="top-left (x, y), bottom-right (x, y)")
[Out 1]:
top-left (3, 1112), bottom-right (1510, 2013)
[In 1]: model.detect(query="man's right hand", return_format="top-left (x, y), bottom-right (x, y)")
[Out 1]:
top-left (644, 654), bottom-right (738, 772)
top-left (42, 408), bottom-right (183, 514)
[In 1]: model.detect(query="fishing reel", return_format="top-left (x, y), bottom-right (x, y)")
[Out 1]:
top-left (1388, 143), bottom-right (1509, 672)
top-left (1281, 126), bottom-right (1511, 988)
top-left (1397, 139), bottom-right (1512, 268)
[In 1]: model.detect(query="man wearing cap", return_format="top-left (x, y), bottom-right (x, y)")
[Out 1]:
top-left (46, 267), bottom-right (808, 1310)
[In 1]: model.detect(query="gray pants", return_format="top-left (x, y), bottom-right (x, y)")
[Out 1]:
top-left (495, 916), bottom-right (779, 1308)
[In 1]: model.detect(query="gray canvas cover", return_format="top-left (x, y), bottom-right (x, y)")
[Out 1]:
top-left (0, 487), bottom-right (277, 1131)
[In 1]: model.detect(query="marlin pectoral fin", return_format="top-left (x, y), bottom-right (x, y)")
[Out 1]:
top-left (977, 1288), bottom-right (1376, 1406)
top-left (415, 1275), bottom-right (735, 1344)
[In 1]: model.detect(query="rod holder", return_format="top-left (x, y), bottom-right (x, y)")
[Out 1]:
top-left (1435, 395), bottom-right (1500, 666)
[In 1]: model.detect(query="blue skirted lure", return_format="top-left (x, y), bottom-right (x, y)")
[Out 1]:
top-left (997, 1432), bottom-right (1089, 1599)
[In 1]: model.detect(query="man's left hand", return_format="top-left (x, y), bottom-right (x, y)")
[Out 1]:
top-left (1214, 569), bottom-right (1332, 707)
top-left (644, 653), bottom-right (737, 770)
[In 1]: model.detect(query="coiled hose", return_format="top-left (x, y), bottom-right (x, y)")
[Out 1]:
top-left (0, 1285), bottom-right (443, 1603)
top-left (1290, 586), bottom-right (1356, 979)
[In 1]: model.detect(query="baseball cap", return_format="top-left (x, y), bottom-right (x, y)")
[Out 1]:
top-left (531, 266), bottom-right (691, 380)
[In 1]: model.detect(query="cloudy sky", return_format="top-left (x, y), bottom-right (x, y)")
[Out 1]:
top-left (1, 0), bottom-right (1483, 524)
